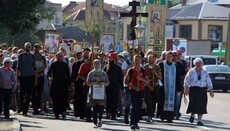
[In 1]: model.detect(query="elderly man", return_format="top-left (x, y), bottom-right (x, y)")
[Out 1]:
top-left (184, 58), bottom-right (214, 126)
top-left (17, 42), bottom-right (37, 116)
top-left (48, 51), bottom-right (71, 119)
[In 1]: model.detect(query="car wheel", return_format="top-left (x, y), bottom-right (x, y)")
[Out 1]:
top-left (223, 89), bottom-right (228, 93)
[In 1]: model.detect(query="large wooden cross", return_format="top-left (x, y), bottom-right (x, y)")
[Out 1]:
top-left (120, 0), bottom-right (148, 40)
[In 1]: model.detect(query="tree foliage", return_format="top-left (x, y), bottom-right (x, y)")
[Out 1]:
top-left (0, 0), bottom-right (56, 34)
top-left (168, 0), bottom-right (181, 8)
top-left (0, 28), bottom-right (41, 48)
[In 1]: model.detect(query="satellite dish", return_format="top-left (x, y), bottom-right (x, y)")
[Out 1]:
top-left (207, 0), bottom-right (219, 3)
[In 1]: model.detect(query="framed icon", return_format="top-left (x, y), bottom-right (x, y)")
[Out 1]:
top-left (44, 32), bottom-right (60, 54)
top-left (152, 11), bottom-right (161, 23)
top-left (100, 34), bottom-right (115, 54)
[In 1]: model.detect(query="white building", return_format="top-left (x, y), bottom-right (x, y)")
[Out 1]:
top-left (37, 1), bottom-right (63, 30)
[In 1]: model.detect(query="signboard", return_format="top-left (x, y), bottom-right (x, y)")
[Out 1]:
top-left (172, 39), bottom-right (187, 56)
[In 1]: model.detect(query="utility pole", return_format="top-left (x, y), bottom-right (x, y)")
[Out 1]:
top-left (225, 13), bottom-right (230, 66)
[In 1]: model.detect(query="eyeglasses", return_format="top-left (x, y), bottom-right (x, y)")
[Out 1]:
top-left (198, 75), bottom-right (201, 80)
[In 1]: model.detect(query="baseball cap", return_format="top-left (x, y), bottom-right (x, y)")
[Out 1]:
top-left (108, 52), bottom-right (118, 59)
top-left (3, 57), bottom-right (13, 64)
top-left (34, 43), bottom-right (41, 48)
top-left (122, 51), bottom-right (129, 56)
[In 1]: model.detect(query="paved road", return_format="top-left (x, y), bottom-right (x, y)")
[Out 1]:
top-left (16, 92), bottom-right (230, 131)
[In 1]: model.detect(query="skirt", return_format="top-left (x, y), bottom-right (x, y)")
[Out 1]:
top-left (187, 86), bottom-right (208, 114)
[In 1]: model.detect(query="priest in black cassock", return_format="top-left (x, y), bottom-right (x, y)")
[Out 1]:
top-left (71, 48), bottom-right (90, 119)
top-left (158, 51), bottom-right (181, 123)
top-left (48, 51), bottom-right (71, 119)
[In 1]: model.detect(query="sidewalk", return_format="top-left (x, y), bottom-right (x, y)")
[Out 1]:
top-left (0, 110), bottom-right (22, 131)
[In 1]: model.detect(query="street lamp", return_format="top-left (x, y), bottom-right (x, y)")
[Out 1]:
top-left (135, 20), bottom-right (145, 41)
top-left (134, 17), bottom-right (145, 58)
top-left (134, 17), bottom-right (145, 87)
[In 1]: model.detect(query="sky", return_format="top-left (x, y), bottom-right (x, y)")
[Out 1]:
top-left (49, 0), bottom-right (129, 7)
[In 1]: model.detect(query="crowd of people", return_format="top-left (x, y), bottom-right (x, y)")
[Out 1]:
top-left (0, 42), bottom-right (214, 129)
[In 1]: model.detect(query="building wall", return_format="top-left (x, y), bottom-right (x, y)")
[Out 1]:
top-left (37, 2), bottom-right (63, 30)
top-left (176, 20), bottom-right (199, 40)
top-left (175, 20), bottom-right (228, 43)
top-left (202, 20), bottom-right (228, 42)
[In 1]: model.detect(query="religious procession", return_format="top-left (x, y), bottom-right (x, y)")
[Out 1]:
top-left (1, 0), bottom-right (230, 131)
top-left (0, 40), bottom-right (214, 129)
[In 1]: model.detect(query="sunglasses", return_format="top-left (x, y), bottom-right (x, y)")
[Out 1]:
top-left (198, 74), bottom-right (201, 80)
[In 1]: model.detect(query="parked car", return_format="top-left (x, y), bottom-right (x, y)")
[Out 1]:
top-left (203, 65), bottom-right (230, 92)
top-left (185, 55), bottom-right (220, 69)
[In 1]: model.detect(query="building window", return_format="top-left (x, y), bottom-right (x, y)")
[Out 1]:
top-left (179, 25), bottom-right (192, 39)
top-left (208, 25), bottom-right (222, 42)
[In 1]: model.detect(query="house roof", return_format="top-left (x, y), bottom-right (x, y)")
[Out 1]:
top-left (35, 26), bottom-right (92, 42)
top-left (57, 26), bottom-right (92, 42)
top-left (171, 0), bottom-right (230, 9)
top-left (169, 2), bottom-right (230, 21)
top-left (63, 2), bottom-right (128, 21)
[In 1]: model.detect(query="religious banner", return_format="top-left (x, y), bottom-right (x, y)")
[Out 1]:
top-left (44, 32), bottom-right (60, 54)
top-left (85, 0), bottom-right (103, 26)
top-left (100, 34), bottom-right (115, 54)
top-left (146, 1), bottom-right (168, 55)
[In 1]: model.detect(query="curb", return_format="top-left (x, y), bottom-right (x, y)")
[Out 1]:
top-left (10, 110), bottom-right (22, 131)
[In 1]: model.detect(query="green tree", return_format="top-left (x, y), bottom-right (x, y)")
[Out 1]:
top-left (0, 28), bottom-right (41, 48)
top-left (0, 0), bottom-right (56, 35)
top-left (0, 0), bottom-right (56, 47)
top-left (168, 0), bottom-right (181, 8)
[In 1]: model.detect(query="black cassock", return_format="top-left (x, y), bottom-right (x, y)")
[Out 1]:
top-left (71, 59), bottom-right (85, 118)
top-left (104, 64), bottom-right (123, 118)
top-left (157, 61), bottom-right (181, 122)
top-left (48, 61), bottom-right (70, 116)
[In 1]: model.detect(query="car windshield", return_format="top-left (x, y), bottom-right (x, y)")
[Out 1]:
top-left (205, 66), bottom-right (230, 73)
top-left (192, 57), bottom-right (217, 67)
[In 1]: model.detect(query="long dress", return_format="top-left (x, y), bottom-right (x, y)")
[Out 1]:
top-left (158, 61), bottom-right (181, 122)
top-left (48, 61), bottom-right (70, 117)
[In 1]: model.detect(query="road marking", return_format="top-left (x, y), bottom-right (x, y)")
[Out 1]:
top-left (200, 126), bottom-right (212, 130)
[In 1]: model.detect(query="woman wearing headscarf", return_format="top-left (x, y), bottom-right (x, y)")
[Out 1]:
top-left (184, 58), bottom-right (214, 126)
top-left (86, 59), bottom-right (110, 128)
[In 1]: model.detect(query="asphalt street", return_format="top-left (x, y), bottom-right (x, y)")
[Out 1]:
top-left (16, 91), bottom-right (230, 131)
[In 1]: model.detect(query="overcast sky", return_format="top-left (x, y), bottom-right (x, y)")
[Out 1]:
top-left (49, 0), bottom-right (129, 7)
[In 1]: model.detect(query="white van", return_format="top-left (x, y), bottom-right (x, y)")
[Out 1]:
top-left (185, 55), bottom-right (220, 69)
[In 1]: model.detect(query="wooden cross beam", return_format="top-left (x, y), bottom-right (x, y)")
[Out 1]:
top-left (120, 0), bottom-right (148, 40)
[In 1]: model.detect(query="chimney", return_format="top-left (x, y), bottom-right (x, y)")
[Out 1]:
top-left (70, 1), bottom-right (77, 4)
top-left (181, 0), bottom-right (187, 6)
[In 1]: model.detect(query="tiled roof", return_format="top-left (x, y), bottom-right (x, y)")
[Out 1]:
top-left (169, 2), bottom-right (230, 20)
top-left (63, 2), bottom-right (128, 21)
